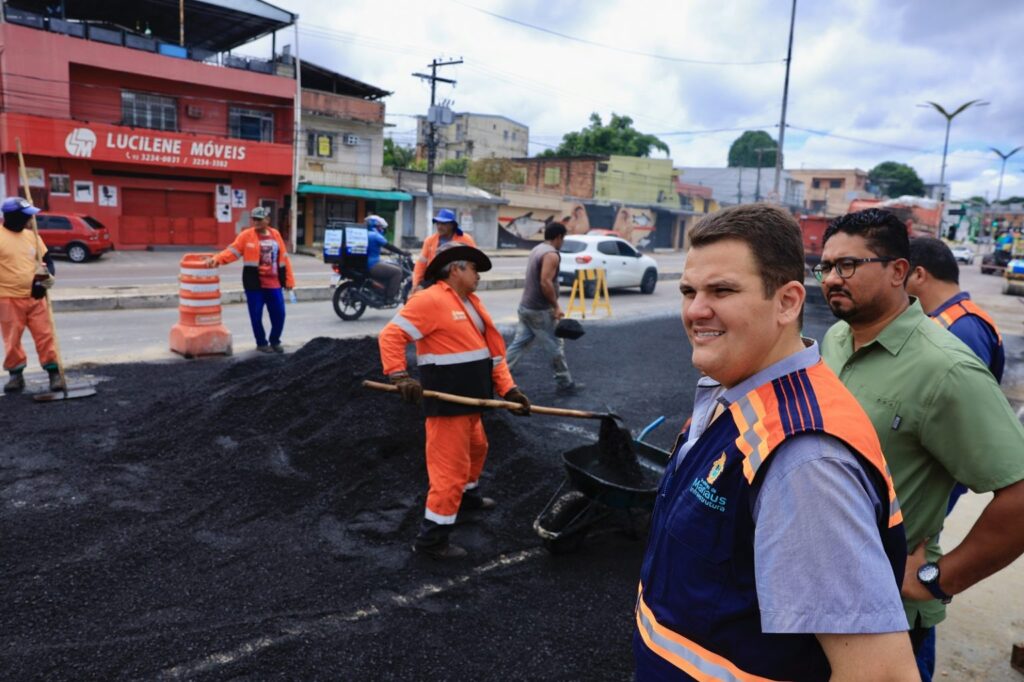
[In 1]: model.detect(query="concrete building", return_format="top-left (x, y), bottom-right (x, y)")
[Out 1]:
top-left (417, 112), bottom-right (528, 162)
top-left (392, 169), bottom-right (507, 250)
top-left (502, 155), bottom-right (690, 250)
top-left (0, 0), bottom-right (297, 249)
top-left (295, 61), bottom-right (410, 249)
top-left (675, 167), bottom-right (805, 210)
top-left (788, 168), bottom-right (873, 216)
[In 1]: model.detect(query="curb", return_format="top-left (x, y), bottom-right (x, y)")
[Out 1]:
top-left (50, 270), bottom-right (684, 313)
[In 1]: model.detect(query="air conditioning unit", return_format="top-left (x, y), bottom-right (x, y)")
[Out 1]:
top-left (343, 134), bottom-right (360, 146)
top-left (186, 105), bottom-right (203, 119)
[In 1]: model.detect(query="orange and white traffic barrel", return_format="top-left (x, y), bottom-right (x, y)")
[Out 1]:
top-left (169, 253), bottom-right (232, 358)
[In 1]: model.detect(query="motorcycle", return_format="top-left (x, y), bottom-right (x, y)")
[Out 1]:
top-left (330, 251), bottom-right (415, 321)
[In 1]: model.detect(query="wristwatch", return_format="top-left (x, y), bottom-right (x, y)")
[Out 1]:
top-left (917, 562), bottom-right (953, 604)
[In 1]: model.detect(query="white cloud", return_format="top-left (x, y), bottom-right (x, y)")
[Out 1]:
top-left (245, 0), bottom-right (1023, 201)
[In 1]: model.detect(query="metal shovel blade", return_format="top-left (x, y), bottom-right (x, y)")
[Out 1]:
top-left (32, 386), bottom-right (98, 402)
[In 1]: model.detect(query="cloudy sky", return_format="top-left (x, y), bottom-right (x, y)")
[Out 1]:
top-left (244, 0), bottom-right (1024, 201)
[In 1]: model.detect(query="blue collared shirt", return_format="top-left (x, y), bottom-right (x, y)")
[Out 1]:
top-left (678, 340), bottom-right (907, 634)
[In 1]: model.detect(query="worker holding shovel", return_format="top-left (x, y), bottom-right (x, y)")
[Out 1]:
top-left (379, 242), bottom-right (530, 559)
top-left (0, 197), bottom-right (61, 394)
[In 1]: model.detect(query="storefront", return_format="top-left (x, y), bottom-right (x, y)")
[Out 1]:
top-left (0, 113), bottom-right (293, 248)
top-left (296, 183), bottom-right (411, 248)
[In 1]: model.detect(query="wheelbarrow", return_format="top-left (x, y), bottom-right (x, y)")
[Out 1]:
top-left (534, 416), bottom-right (671, 554)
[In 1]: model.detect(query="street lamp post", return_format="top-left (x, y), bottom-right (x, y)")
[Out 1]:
top-left (920, 100), bottom-right (989, 236)
top-left (990, 146), bottom-right (1022, 203)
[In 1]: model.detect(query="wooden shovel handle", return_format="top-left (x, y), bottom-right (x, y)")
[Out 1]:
top-left (362, 380), bottom-right (609, 420)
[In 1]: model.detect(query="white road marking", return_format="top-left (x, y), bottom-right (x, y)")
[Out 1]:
top-left (158, 547), bottom-right (544, 679)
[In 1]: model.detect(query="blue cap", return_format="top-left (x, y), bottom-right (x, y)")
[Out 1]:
top-left (432, 208), bottom-right (462, 235)
top-left (2, 197), bottom-right (40, 216)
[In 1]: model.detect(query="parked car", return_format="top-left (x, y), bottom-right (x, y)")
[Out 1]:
top-left (36, 212), bottom-right (113, 262)
top-left (981, 249), bottom-right (1011, 275)
top-left (558, 234), bottom-right (658, 296)
top-left (949, 244), bottom-right (974, 264)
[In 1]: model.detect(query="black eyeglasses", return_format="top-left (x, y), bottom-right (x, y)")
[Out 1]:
top-left (811, 257), bottom-right (895, 282)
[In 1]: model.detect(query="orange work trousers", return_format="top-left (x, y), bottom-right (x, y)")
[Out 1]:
top-left (0, 297), bottom-right (57, 372)
top-left (423, 413), bottom-right (488, 525)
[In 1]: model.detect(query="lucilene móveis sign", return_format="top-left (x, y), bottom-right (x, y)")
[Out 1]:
top-left (2, 113), bottom-right (292, 175)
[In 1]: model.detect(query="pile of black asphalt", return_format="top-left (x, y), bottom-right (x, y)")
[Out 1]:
top-left (2, 294), bottom-right (842, 680)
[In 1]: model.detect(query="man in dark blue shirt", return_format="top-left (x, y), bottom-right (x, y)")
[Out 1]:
top-left (905, 236), bottom-right (1006, 680)
top-left (906, 237), bottom-right (1003, 382)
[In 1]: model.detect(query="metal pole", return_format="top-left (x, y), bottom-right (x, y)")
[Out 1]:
top-left (938, 117), bottom-right (951, 204)
top-left (179, 0), bottom-right (185, 47)
top-left (990, 147), bottom-right (1022, 203)
top-left (289, 18), bottom-right (301, 253)
top-left (773, 0), bottom-right (797, 200)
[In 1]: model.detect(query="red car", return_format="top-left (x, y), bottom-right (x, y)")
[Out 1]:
top-left (36, 212), bottom-right (113, 262)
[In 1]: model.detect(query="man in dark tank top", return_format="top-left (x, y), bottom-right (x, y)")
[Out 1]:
top-left (506, 222), bottom-right (583, 396)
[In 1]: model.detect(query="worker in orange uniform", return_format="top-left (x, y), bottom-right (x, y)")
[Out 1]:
top-left (205, 206), bottom-right (295, 353)
top-left (411, 208), bottom-right (476, 289)
top-left (0, 197), bottom-right (62, 393)
top-left (379, 242), bottom-right (531, 559)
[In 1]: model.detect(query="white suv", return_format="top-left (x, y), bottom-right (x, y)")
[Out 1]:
top-left (558, 235), bottom-right (659, 295)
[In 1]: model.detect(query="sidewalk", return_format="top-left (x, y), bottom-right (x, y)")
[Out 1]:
top-left (48, 248), bottom-right (686, 312)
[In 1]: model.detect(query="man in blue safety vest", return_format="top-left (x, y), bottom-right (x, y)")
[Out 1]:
top-left (634, 204), bottom-right (918, 681)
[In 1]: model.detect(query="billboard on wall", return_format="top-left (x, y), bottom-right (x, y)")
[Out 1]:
top-left (0, 113), bottom-right (292, 175)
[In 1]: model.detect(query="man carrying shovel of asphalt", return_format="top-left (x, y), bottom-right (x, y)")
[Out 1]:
top-left (0, 197), bottom-right (61, 394)
top-left (379, 242), bottom-right (531, 559)
top-left (634, 204), bottom-right (918, 680)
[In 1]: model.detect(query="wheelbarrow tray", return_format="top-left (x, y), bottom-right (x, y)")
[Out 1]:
top-left (562, 440), bottom-right (669, 511)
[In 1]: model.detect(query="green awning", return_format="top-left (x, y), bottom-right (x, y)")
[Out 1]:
top-left (297, 183), bottom-right (412, 201)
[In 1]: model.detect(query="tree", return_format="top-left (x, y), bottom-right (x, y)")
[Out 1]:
top-left (868, 161), bottom-right (925, 198)
top-left (995, 196), bottom-right (1024, 205)
top-left (727, 131), bottom-right (778, 167)
top-left (436, 158), bottom-right (469, 175)
top-left (967, 196), bottom-right (989, 206)
top-left (468, 157), bottom-right (526, 193)
top-left (383, 138), bottom-right (415, 168)
top-left (539, 113), bottom-right (670, 158)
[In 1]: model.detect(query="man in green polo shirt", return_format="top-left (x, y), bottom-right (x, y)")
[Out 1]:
top-left (815, 208), bottom-right (1024, 681)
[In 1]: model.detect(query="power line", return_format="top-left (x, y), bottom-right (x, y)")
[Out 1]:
top-left (450, 0), bottom-right (785, 66)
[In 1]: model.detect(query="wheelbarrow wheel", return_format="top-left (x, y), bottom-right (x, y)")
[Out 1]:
top-left (539, 491), bottom-right (591, 554)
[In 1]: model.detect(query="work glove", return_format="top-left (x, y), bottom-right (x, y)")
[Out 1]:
top-left (389, 371), bottom-right (423, 405)
top-left (31, 266), bottom-right (54, 299)
top-left (504, 387), bottom-right (531, 416)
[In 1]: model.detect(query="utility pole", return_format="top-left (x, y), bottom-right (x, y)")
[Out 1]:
top-left (413, 58), bottom-right (462, 232)
top-left (773, 0), bottom-right (797, 201)
top-left (754, 147), bottom-right (775, 202)
top-left (737, 167), bottom-right (744, 204)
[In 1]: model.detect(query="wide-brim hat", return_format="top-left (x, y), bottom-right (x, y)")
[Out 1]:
top-left (554, 318), bottom-right (585, 340)
top-left (432, 208), bottom-right (463, 236)
top-left (425, 243), bottom-right (492, 282)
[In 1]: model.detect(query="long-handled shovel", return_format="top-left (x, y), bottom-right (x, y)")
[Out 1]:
top-left (362, 380), bottom-right (619, 421)
top-left (14, 138), bottom-right (97, 402)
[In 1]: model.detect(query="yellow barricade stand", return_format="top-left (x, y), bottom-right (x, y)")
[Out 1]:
top-left (566, 268), bottom-right (612, 319)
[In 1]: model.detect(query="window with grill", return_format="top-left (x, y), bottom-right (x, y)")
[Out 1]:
top-left (121, 91), bottom-right (177, 131)
top-left (230, 107), bottom-right (274, 142)
top-left (306, 132), bottom-right (333, 158)
top-left (543, 167), bottom-right (561, 185)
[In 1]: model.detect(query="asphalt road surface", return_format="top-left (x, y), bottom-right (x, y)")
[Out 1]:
top-left (3, 281), bottom-right (1022, 680)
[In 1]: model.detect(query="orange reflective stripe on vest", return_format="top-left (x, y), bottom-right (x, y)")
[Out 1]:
top-left (729, 361), bottom-right (902, 528)
top-left (635, 586), bottom-right (781, 682)
top-left (934, 299), bottom-right (1002, 344)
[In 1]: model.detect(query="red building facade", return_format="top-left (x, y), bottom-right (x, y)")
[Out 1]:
top-left (0, 22), bottom-right (295, 249)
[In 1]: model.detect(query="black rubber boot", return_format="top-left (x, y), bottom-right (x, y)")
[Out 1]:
top-left (4, 371), bottom-right (25, 394)
top-left (47, 369), bottom-right (66, 392)
top-left (412, 520), bottom-right (466, 559)
top-left (460, 492), bottom-right (497, 511)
